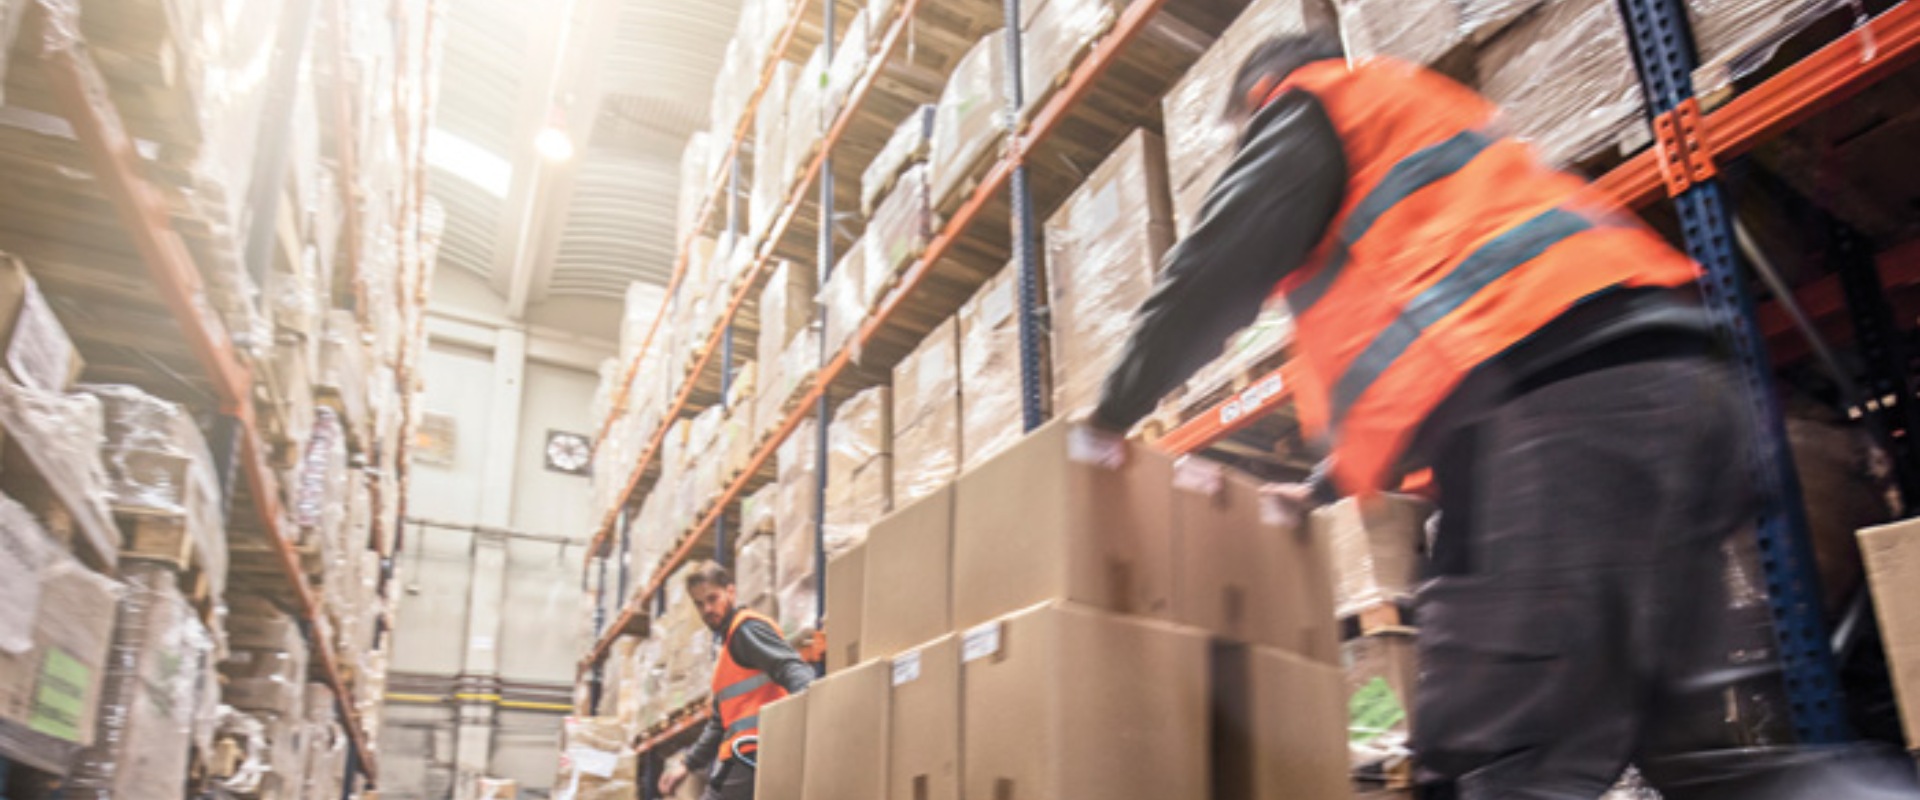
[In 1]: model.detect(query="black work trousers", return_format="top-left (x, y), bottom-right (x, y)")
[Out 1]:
top-left (1415, 353), bottom-right (1920, 800)
top-left (700, 759), bottom-right (755, 800)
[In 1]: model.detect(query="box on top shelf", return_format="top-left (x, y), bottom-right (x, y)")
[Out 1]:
top-left (1475, 0), bottom-right (1644, 168)
top-left (80, 385), bottom-right (228, 594)
top-left (863, 164), bottom-right (933, 298)
top-left (678, 131), bottom-right (718, 245)
top-left (753, 62), bottom-right (797, 244)
top-left (801, 657), bottom-right (889, 800)
top-left (1018, 0), bottom-right (1118, 118)
top-left (620, 281), bottom-right (668, 371)
top-left (862, 105), bottom-right (935, 217)
top-left (784, 46), bottom-right (832, 189)
top-left (1044, 129), bottom-right (1174, 417)
top-left (1162, 0), bottom-right (1335, 235)
top-left (825, 385), bottom-right (893, 559)
top-left (863, 485), bottom-right (954, 661)
top-left (957, 268), bottom-right (1027, 471)
top-left (929, 30), bottom-right (1009, 212)
top-left (1173, 460), bottom-right (1340, 662)
top-left (0, 502), bottom-right (120, 773)
top-left (826, 11), bottom-right (874, 123)
top-left (962, 602), bottom-right (1208, 800)
top-left (892, 317), bottom-right (961, 505)
top-left (736, 531), bottom-right (779, 618)
top-left (953, 419), bottom-right (1175, 629)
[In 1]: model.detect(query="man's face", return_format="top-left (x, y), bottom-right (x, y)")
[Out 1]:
top-left (692, 581), bottom-right (736, 632)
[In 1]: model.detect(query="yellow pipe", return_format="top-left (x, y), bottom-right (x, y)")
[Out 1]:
top-left (497, 700), bottom-right (576, 712)
top-left (383, 692), bottom-right (572, 712)
top-left (383, 692), bottom-right (445, 704)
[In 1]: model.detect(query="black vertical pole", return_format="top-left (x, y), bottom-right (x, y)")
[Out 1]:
top-left (812, 0), bottom-right (838, 639)
top-left (1002, 0), bottom-right (1044, 431)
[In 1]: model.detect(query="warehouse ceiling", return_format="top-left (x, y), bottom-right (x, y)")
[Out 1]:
top-left (427, 0), bottom-right (741, 340)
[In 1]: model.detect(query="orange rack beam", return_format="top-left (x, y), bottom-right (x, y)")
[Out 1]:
top-left (33, 1), bottom-right (383, 783)
top-left (1163, 2), bottom-right (1920, 457)
top-left (635, 704), bottom-right (712, 756)
top-left (584, 0), bottom-right (1174, 671)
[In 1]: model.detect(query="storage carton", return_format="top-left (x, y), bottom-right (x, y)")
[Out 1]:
top-left (892, 318), bottom-right (962, 505)
top-left (800, 659), bottom-right (889, 800)
top-left (756, 693), bottom-right (809, 800)
top-left (952, 419), bottom-right (1176, 628)
top-left (1861, 517), bottom-right (1920, 746)
top-left (826, 543), bottom-right (868, 673)
top-left (863, 485), bottom-right (954, 659)
top-left (1174, 460), bottom-right (1340, 663)
top-left (888, 635), bottom-right (960, 800)
top-left (957, 269), bottom-right (1025, 470)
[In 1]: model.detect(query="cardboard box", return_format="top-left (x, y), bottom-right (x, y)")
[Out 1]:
top-left (826, 544), bottom-right (868, 673)
top-left (962, 602), bottom-right (1208, 800)
top-left (1311, 495), bottom-right (1432, 616)
top-left (1249, 645), bottom-right (1352, 799)
top-left (1044, 130), bottom-right (1175, 416)
top-left (756, 693), bottom-right (809, 800)
top-left (0, 551), bottom-right (120, 763)
top-left (1173, 461), bottom-right (1340, 663)
top-left (888, 636), bottom-right (960, 800)
top-left (801, 659), bottom-right (890, 800)
top-left (863, 485), bottom-right (954, 660)
top-left (957, 269), bottom-right (1026, 470)
top-left (953, 419), bottom-right (1176, 629)
top-left (0, 256), bottom-right (84, 392)
top-left (1862, 517), bottom-right (1920, 746)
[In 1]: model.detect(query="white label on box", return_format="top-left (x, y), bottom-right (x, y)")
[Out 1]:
top-left (1172, 457), bottom-right (1224, 496)
top-left (961, 621), bottom-right (1002, 663)
top-left (568, 747), bottom-right (618, 779)
top-left (8, 289), bottom-right (72, 392)
top-left (892, 650), bottom-right (922, 686)
top-left (1258, 494), bottom-right (1300, 529)
top-left (0, 520), bottom-right (46, 654)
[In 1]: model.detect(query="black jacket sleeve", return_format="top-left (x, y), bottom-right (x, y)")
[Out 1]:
top-left (1092, 89), bottom-right (1347, 432)
top-left (728, 619), bottom-right (816, 695)
top-left (683, 709), bottom-right (725, 773)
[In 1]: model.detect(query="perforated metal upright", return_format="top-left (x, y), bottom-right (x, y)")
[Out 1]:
top-left (812, 0), bottom-right (839, 633)
top-left (1613, 0), bottom-right (1849, 742)
top-left (718, 144), bottom-right (745, 566)
top-left (1004, 0), bottom-right (1047, 432)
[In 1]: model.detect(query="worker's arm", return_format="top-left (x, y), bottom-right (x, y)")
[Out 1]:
top-left (674, 708), bottom-right (726, 780)
top-left (729, 618), bottom-right (816, 695)
top-left (1091, 90), bottom-right (1347, 433)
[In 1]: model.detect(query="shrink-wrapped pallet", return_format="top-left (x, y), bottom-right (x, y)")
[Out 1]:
top-left (80, 385), bottom-right (227, 596)
top-left (864, 165), bottom-right (933, 299)
top-left (0, 503), bottom-right (121, 774)
top-left (892, 319), bottom-right (961, 504)
top-left (1044, 130), bottom-right (1174, 416)
top-left (929, 31), bottom-right (1009, 210)
top-left (862, 106), bottom-right (935, 217)
top-left (825, 11), bottom-right (873, 121)
top-left (736, 531), bottom-right (780, 618)
top-left (958, 270), bottom-right (1026, 470)
top-left (784, 47), bottom-right (832, 189)
top-left (824, 386), bottom-right (892, 558)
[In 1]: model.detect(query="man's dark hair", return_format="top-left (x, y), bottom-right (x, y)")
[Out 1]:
top-left (1226, 31), bottom-right (1346, 119)
top-left (685, 560), bottom-right (734, 591)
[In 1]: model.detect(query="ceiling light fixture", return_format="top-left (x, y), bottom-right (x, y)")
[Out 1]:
top-left (535, 126), bottom-right (574, 162)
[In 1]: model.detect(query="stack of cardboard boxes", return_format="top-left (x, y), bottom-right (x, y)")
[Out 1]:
top-left (757, 420), bottom-right (1351, 800)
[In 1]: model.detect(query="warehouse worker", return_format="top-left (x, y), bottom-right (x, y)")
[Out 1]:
top-left (658, 562), bottom-right (813, 800)
top-left (1090, 33), bottom-right (1920, 800)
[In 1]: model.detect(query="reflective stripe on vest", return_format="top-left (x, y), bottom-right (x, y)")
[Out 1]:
top-left (1267, 58), bottom-right (1701, 491)
top-left (714, 674), bottom-right (772, 704)
top-left (724, 714), bottom-right (759, 739)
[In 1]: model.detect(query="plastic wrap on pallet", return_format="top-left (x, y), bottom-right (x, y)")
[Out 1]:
top-left (759, 260), bottom-right (818, 371)
top-left (774, 438), bottom-right (818, 591)
top-left (1019, 0), bottom-right (1116, 119)
top-left (1162, 0), bottom-right (1332, 234)
top-left (864, 164), bottom-right (932, 296)
top-left (680, 131), bottom-right (717, 245)
top-left (208, 707), bottom-right (272, 796)
top-left (1334, 0), bottom-right (1471, 67)
top-left (736, 531), bottom-right (779, 617)
top-left (79, 385), bottom-right (228, 595)
top-left (68, 564), bottom-right (216, 800)
top-left (783, 46), bottom-right (832, 189)
top-left (0, 509), bottom-right (121, 774)
top-left (930, 30), bottom-right (1009, 209)
top-left (218, 615), bottom-right (309, 720)
top-left (621, 282), bottom-right (668, 372)
top-left (0, 380), bottom-right (117, 561)
top-left (295, 409), bottom-right (350, 554)
top-left (555, 717), bottom-right (640, 800)
top-left (776, 575), bottom-right (818, 637)
top-left (319, 311), bottom-right (371, 435)
top-left (1310, 495), bottom-right (1433, 616)
top-left (1343, 630), bottom-right (1415, 770)
top-left (892, 318), bottom-right (961, 505)
top-left (1689, 0), bottom-right (1854, 97)
top-left (1044, 130), bottom-right (1175, 416)
top-left (1476, 0), bottom-right (1645, 167)
top-left (743, 483), bottom-right (779, 539)
top-left (957, 269), bottom-right (1025, 470)
top-left (826, 10), bottom-right (873, 122)
top-left (820, 239), bottom-right (871, 359)
top-left (824, 386), bottom-right (892, 555)
top-left (862, 106), bottom-right (934, 217)
top-left (753, 62), bottom-right (797, 243)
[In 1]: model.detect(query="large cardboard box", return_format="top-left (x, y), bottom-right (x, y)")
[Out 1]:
top-left (888, 635), bottom-right (960, 800)
top-left (1249, 645), bottom-right (1352, 799)
top-left (1862, 518), bottom-right (1920, 746)
top-left (952, 419), bottom-right (1176, 629)
top-left (826, 544), bottom-right (868, 673)
top-left (1174, 462), bottom-right (1340, 663)
top-left (0, 256), bottom-right (84, 392)
top-left (962, 602), bottom-right (1208, 800)
top-left (0, 546), bottom-right (120, 769)
top-left (957, 268), bottom-right (1026, 470)
top-left (863, 485), bottom-right (954, 660)
top-left (756, 693), bottom-right (808, 800)
top-left (801, 659), bottom-right (890, 800)
top-left (1044, 130), bottom-right (1175, 416)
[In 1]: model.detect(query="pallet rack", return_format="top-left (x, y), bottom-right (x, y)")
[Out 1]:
top-left (0, 0), bottom-right (443, 787)
top-left (583, 0), bottom-right (1920, 760)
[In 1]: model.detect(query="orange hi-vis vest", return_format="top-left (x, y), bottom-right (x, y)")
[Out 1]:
top-left (1267, 58), bottom-right (1701, 492)
top-left (710, 609), bottom-right (789, 762)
